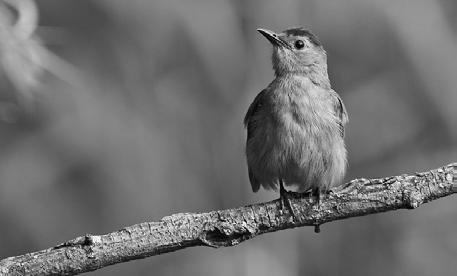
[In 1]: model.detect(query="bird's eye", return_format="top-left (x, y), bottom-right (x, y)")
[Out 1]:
top-left (294, 40), bottom-right (305, 49)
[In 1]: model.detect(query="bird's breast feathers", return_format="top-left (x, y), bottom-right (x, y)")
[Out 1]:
top-left (269, 76), bottom-right (338, 131)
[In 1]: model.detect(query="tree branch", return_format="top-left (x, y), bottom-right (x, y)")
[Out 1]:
top-left (1, 163), bottom-right (456, 276)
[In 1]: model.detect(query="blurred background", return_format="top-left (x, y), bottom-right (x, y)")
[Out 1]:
top-left (0, 0), bottom-right (456, 275)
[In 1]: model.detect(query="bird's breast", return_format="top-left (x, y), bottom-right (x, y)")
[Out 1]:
top-left (270, 77), bottom-right (336, 132)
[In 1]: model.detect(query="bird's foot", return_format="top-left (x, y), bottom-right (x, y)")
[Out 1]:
top-left (279, 181), bottom-right (299, 222)
top-left (302, 188), bottom-right (314, 198)
top-left (303, 187), bottom-right (323, 206)
top-left (311, 187), bottom-right (323, 233)
top-left (312, 187), bottom-right (322, 208)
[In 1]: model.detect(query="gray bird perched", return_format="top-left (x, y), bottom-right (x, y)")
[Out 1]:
top-left (244, 27), bottom-right (348, 216)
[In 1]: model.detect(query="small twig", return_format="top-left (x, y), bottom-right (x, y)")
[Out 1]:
top-left (0, 163), bottom-right (455, 276)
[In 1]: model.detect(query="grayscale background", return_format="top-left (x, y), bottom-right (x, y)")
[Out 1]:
top-left (0, 0), bottom-right (456, 275)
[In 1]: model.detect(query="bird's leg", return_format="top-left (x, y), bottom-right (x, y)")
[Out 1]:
top-left (312, 187), bottom-right (322, 207)
top-left (279, 180), bottom-right (298, 221)
top-left (303, 188), bottom-right (314, 198)
top-left (312, 187), bottom-right (322, 233)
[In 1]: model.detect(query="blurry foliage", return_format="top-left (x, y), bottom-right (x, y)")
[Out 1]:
top-left (0, 0), bottom-right (43, 113)
top-left (0, 0), bottom-right (456, 275)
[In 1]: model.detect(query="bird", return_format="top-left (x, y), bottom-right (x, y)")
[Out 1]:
top-left (244, 27), bottom-right (348, 217)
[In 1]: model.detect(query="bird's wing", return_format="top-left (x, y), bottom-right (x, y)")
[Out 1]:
top-left (244, 89), bottom-right (267, 140)
top-left (244, 89), bottom-right (267, 192)
top-left (330, 90), bottom-right (348, 137)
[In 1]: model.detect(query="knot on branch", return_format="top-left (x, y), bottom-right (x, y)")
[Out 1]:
top-left (54, 234), bottom-right (101, 249)
top-left (402, 189), bottom-right (424, 209)
top-left (198, 210), bottom-right (261, 248)
top-left (199, 226), bottom-right (252, 248)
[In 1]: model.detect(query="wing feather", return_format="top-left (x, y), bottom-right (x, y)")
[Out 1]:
top-left (244, 89), bottom-right (267, 140)
top-left (244, 89), bottom-right (267, 192)
top-left (330, 90), bottom-right (348, 137)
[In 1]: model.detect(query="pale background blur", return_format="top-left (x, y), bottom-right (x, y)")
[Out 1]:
top-left (1, 0), bottom-right (456, 275)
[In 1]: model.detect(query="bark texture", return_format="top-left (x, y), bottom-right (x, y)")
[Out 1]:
top-left (0, 163), bottom-right (456, 276)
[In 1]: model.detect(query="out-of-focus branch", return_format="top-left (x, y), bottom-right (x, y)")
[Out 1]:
top-left (0, 163), bottom-right (455, 276)
top-left (0, 0), bottom-right (81, 111)
top-left (2, 0), bottom-right (38, 39)
top-left (0, 0), bottom-right (42, 104)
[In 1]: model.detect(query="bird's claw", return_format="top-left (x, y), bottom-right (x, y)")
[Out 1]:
top-left (279, 181), bottom-right (299, 222)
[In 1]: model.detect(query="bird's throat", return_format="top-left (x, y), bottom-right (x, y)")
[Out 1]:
top-left (275, 66), bottom-right (330, 89)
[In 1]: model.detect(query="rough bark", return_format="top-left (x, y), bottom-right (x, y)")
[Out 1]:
top-left (0, 163), bottom-right (456, 276)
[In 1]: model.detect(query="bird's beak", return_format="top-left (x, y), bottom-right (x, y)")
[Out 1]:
top-left (257, 28), bottom-right (290, 49)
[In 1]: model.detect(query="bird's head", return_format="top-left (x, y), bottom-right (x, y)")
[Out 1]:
top-left (257, 27), bottom-right (327, 77)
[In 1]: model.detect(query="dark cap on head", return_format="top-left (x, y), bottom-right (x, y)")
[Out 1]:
top-left (283, 27), bottom-right (322, 47)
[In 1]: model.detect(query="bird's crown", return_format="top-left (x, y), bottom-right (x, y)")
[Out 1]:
top-left (282, 27), bottom-right (322, 47)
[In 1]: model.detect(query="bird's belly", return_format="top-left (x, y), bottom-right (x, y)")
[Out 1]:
top-left (247, 109), bottom-right (346, 192)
